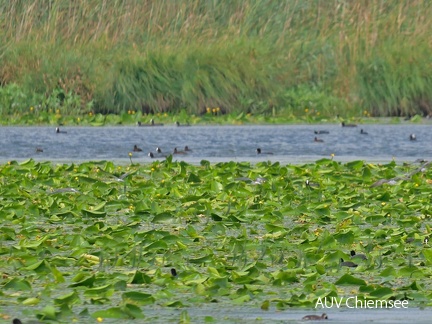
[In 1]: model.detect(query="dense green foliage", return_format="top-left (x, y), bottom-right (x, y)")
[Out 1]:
top-left (1, 158), bottom-right (432, 322)
top-left (1, 1), bottom-right (432, 120)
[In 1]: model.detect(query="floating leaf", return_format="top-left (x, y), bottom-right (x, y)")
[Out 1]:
top-left (23, 260), bottom-right (51, 273)
top-left (22, 297), bottom-right (40, 305)
top-left (81, 209), bottom-right (106, 217)
top-left (84, 284), bottom-right (114, 297)
top-left (122, 291), bottom-right (155, 305)
top-left (165, 300), bottom-right (185, 307)
top-left (130, 271), bottom-right (152, 284)
top-left (422, 249), bottom-right (432, 265)
top-left (187, 173), bottom-right (201, 183)
top-left (92, 307), bottom-right (133, 319)
top-left (54, 291), bottom-right (79, 306)
top-left (189, 254), bottom-right (214, 264)
top-left (369, 287), bottom-right (394, 299)
top-left (69, 274), bottom-right (96, 288)
top-left (3, 278), bottom-right (32, 291)
top-left (152, 212), bottom-right (175, 223)
top-left (36, 305), bottom-right (59, 321)
top-left (335, 274), bottom-right (367, 286)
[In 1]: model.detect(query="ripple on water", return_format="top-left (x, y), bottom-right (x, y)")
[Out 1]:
top-left (0, 124), bottom-right (431, 164)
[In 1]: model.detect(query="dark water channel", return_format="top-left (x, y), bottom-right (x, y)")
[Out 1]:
top-left (0, 124), bottom-right (431, 164)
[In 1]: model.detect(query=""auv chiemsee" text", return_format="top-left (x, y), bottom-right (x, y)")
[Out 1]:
top-left (316, 297), bottom-right (409, 309)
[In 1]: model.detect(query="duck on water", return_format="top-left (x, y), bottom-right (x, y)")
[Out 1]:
top-left (256, 148), bottom-right (273, 155)
top-left (133, 145), bottom-right (142, 152)
top-left (137, 119), bottom-right (164, 127)
top-left (341, 121), bottom-right (357, 127)
top-left (302, 313), bottom-right (328, 321)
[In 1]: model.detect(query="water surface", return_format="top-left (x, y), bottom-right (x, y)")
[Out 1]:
top-left (0, 124), bottom-right (430, 164)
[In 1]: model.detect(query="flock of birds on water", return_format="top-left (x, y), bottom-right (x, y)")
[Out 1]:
top-left (135, 119), bottom-right (419, 158)
top-left (39, 119), bottom-right (419, 158)
top-left (311, 121), bottom-right (417, 143)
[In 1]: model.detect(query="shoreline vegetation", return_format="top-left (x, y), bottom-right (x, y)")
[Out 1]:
top-left (1, 1), bottom-right (432, 125)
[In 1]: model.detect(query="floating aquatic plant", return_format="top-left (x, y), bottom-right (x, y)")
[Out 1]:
top-left (1, 158), bottom-right (432, 322)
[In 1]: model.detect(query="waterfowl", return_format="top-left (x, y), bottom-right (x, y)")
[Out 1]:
top-left (155, 147), bottom-right (168, 157)
top-left (410, 134), bottom-right (416, 141)
top-left (97, 169), bottom-right (135, 182)
top-left (235, 176), bottom-right (267, 185)
top-left (350, 250), bottom-right (367, 260)
top-left (360, 129), bottom-right (368, 135)
top-left (414, 158), bottom-right (426, 163)
top-left (184, 146), bottom-right (192, 152)
top-left (150, 118), bottom-right (164, 126)
top-left (173, 147), bottom-right (187, 154)
top-left (305, 179), bottom-right (320, 188)
top-left (341, 122), bottom-right (357, 127)
top-left (256, 148), bottom-right (274, 155)
top-left (314, 130), bottom-right (329, 134)
top-left (405, 237), bottom-right (415, 243)
top-left (138, 119), bottom-right (164, 126)
top-left (133, 145), bottom-right (142, 152)
top-left (148, 152), bottom-right (155, 158)
top-left (340, 258), bottom-right (358, 268)
top-left (175, 121), bottom-right (190, 127)
top-left (12, 319), bottom-right (23, 324)
top-left (235, 177), bottom-right (254, 182)
top-left (55, 127), bottom-right (67, 133)
top-left (36, 147), bottom-right (43, 153)
top-left (302, 313), bottom-right (328, 320)
top-left (171, 268), bottom-right (177, 277)
top-left (314, 137), bottom-right (324, 143)
top-left (253, 177), bottom-right (267, 185)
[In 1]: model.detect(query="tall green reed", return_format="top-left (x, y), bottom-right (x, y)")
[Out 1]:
top-left (0, 0), bottom-right (431, 117)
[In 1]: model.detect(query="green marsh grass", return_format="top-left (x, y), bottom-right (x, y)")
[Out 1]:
top-left (0, 1), bottom-right (432, 121)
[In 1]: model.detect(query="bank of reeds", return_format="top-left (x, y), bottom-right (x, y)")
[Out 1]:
top-left (0, 0), bottom-right (431, 117)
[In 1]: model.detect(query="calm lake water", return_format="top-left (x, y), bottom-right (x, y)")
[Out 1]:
top-left (0, 124), bottom-right (431, 164)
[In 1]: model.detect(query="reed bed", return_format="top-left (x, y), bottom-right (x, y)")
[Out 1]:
top-left (0, 0), bottom-right (431, 118)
